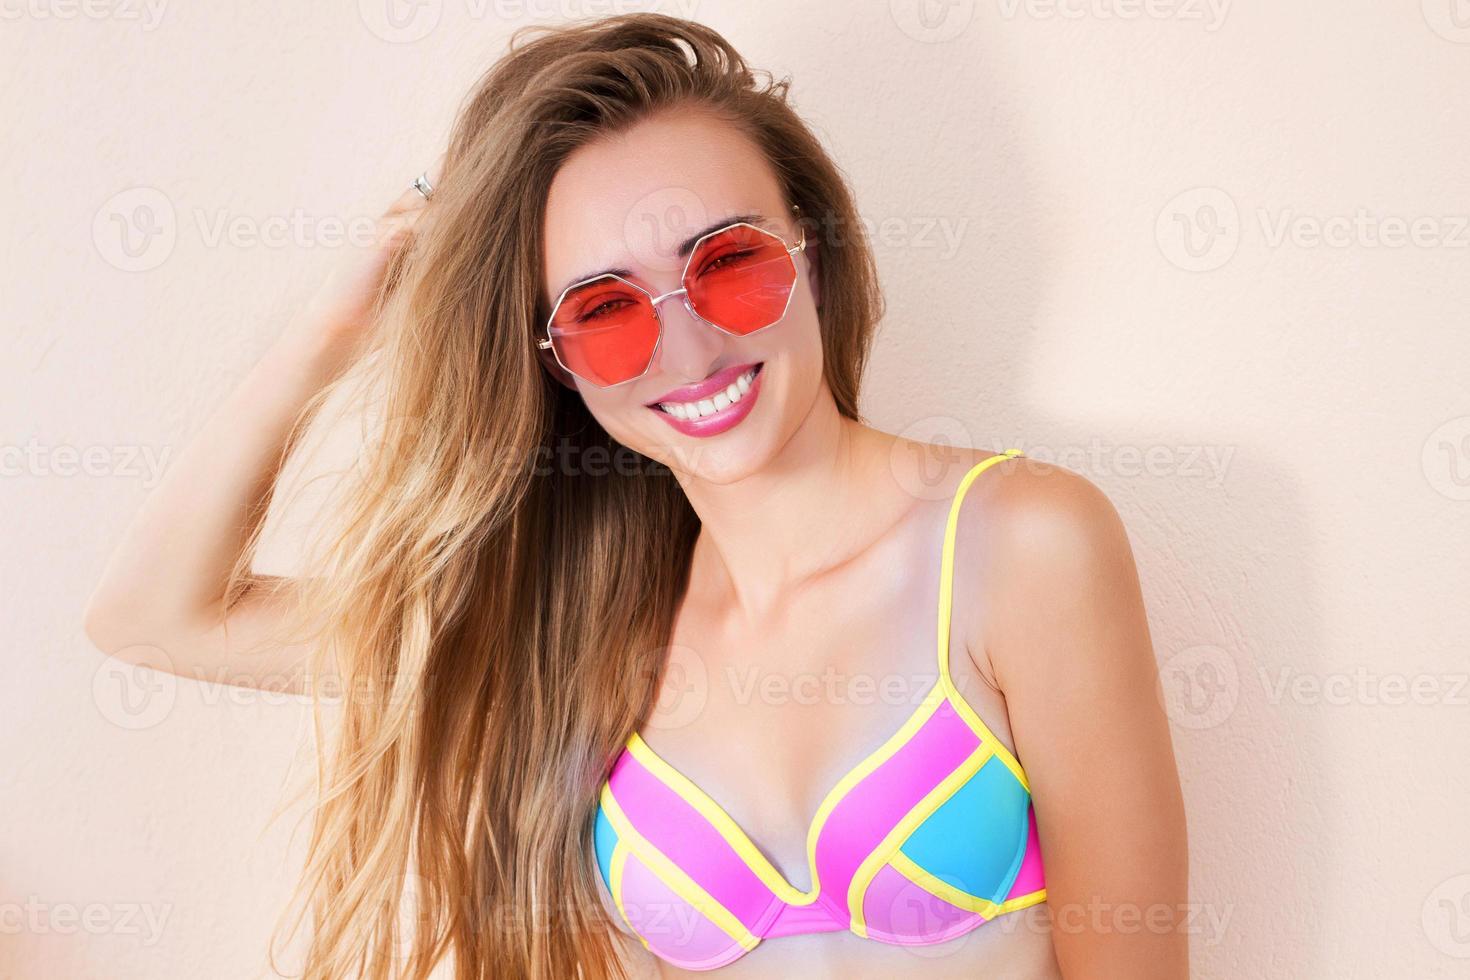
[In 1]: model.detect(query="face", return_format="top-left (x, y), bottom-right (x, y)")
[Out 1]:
top-left (540, 108), bottom-right (823, 482)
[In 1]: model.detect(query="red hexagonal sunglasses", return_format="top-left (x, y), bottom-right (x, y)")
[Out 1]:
top-left (538, 206), bottom-right (808, 388)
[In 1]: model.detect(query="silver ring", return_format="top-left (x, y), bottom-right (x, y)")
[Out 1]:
top-left (411, 173), bottom-right (434, 201)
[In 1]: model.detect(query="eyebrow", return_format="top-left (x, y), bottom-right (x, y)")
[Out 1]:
top-left (551, 211), bottom-right (774, 300)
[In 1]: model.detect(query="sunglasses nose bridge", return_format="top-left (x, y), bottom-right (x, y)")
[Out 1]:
top-left (646, 282), bottom-right (724, 374)
top-left (648, 285), bottom-right (708, 328)
top-left (648, 284), bottom-right (689, 310)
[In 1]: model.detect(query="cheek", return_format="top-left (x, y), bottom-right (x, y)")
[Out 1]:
top-left (575, 386), bottom-right (647, 444)
top-left (787, 305), bottom-right (826, 382)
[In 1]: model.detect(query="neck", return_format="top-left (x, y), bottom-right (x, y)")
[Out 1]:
top-left (671, 387), bottom-right (901, 627)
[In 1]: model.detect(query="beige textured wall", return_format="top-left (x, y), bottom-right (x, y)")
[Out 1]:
top-left (4, 2), bottom-right (1467, 977)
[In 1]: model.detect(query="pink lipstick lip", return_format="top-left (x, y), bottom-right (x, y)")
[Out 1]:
top-left (644, 361), bottom-right (763, 407)
top-left (648, 362), bottom-right (764, 438)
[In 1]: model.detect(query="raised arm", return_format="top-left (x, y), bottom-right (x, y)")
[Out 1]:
top-left (83, 182), bottom-right (432, 693)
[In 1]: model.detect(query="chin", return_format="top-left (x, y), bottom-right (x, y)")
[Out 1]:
top-left (628, 363), bottom-right (785, 480)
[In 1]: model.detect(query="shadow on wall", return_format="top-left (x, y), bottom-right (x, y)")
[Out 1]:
top-left (855, 21), bottom-right (1327, 978)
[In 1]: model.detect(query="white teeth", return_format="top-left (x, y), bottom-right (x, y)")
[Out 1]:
top-left (657, 366), bottom-right (759, 419)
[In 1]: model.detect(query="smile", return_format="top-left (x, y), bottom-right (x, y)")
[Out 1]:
top-left (648, 363), bottom-right (764, 438)
top-left (656, 364), bottom-right (760, 419)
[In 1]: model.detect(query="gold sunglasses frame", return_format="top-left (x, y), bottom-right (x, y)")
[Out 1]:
top-left (537, 205), bottom-right (808, 389)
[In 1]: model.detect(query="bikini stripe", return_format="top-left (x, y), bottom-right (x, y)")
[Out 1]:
top-left (997, 889), bottom-right (1048, 915)
top-left (943, 684), bottom-right (1030, 790)
top-left (846, 742), bottom-right (996, 937)
top-left (935, 449), bottom-right (1032, 791)
top-left (886, 848), bottom-right (1047, 918)
top-left (623, 681), bottom-right (952, 908)
top-left (598, 785), bottom-right (761, 953)
top-left (890, 849), bottom-right (1049, 917)
top-left (607, 841), bottom-right (650, 950)
top-left (890, 848), bottom-right (1049, 917)
top-left (816, 697), bottom-right (983, 917)
top-left (612, 746), bottom-right (785, 925)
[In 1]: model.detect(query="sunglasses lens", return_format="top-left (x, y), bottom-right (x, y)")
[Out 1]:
top-left (686, 225), bottom-right (798, 335)
top-left (548, 276), bottom-right (659, 387)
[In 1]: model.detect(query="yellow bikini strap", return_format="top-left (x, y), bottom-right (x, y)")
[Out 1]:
top-left (935, 449), bottom-right (1024, 680)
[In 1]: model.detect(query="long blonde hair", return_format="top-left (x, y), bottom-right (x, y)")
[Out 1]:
top-left (261, 13), bottom-right (883, 978)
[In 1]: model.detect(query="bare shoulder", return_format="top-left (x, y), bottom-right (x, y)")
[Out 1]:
top-left (887, 436), bottom-right (1123, 553)
top-left (946, 449), bottom-right (1144, 679)
top-left (960, 450), bottom-right (1132, 571)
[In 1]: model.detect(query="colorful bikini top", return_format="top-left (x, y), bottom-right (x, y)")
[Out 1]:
top-left (592, 449), bottom-right (1046, 971)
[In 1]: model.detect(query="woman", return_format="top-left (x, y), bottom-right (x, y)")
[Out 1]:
top-left (84, 13), bottom-right (1187, 979)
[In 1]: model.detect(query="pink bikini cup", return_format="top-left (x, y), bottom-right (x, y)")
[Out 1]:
top-left (592, 450), bottom-right (1046, 971)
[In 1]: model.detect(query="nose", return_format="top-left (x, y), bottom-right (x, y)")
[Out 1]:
top-left (650, 289), bottom-right (723, 380)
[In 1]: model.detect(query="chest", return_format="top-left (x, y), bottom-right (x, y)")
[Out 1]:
top-left (632, 524), bottom-right (1005, 891)
top-left (590, 450), bottom-right (1049, 972)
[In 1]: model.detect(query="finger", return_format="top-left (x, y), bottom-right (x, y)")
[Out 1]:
top-left (386, 182), bottom-right (431, 218)
top-left (386, 152), bottom-right (447, 216)
top-left (372, 207), bottom-right (425, 250)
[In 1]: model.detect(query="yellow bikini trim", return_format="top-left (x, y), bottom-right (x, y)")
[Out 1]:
top-left (936, 449), bottom-right (1032, 791)
top-left (846, 744), bottom-right (996, 937)
top-left (611, 448), bottom-right (1032, 930)
top-left (624, 681), bottom-right (949, 908)
top-left (607, 842), bottom-right (649, 950)
top-left (598, 785), bottom-right (760, 953)
top-left (887, 849), bottom-right (1047, 918)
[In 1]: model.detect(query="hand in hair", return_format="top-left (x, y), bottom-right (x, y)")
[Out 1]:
top-left (284, 156), bottom-right (444, 374)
